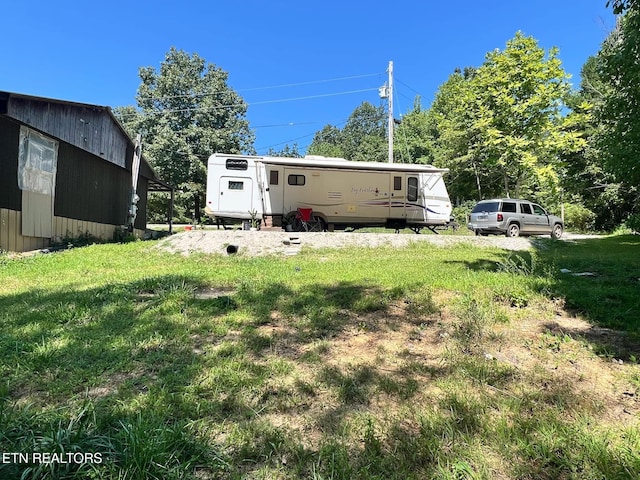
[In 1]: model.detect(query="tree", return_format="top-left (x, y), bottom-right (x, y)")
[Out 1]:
top-left (597, 8), bottom-right (640, 188)
top-left (586, 7), bottom-right (640, 229)
top-left (557, 56), bottom-right (634, 231)
top-left (427, 33), bottom-right (585, 207)
top-left (307, 102), bottom-right (386, 162)
top-left (424, 69), bottom-right (487, 200)
top-left (470, 32), bottom-right (585, 204)
top-left (267, 144), bottom-right (301, 157)
top-left (606, 0), bottom-right (638, 14)
top-left (392, 96), bottom-right (437, 164)
top-left (306, 125), bottom-right (344, 157)
top-left (340, 102), bottom-right (387, 162)
top-left (115, 47), bottom-right (254, 222)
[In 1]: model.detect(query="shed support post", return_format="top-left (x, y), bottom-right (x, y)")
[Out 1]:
top-left (168, 189), bottom-right (174, 234)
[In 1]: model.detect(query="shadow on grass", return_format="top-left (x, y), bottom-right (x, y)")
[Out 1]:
top-left (533, 235), bottom-right (640, 334)
top-left (1, 261), bottom-right (638, 479)
top-left (448, 235), bottom-right (640, 358)
top-left (0, 275), bottom-right (432, 477)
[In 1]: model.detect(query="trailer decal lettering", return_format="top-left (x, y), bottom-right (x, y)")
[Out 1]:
top-left (351, 187), bottom-right (379, 195)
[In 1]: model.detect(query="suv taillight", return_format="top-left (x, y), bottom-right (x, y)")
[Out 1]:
top-left (497, 213), bottom-right (503, 222)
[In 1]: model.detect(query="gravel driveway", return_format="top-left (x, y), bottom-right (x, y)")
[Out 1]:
top-left (157, 229), bottom-right (548, 257)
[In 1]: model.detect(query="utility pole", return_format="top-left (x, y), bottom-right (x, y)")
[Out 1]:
top-left (387, 61), bottom-right (394, 163)
top-left (378, 61), bottom-right (394, 163)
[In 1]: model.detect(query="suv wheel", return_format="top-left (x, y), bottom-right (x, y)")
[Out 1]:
top-left (551, 224), bottom-right (563, 239)
top-left (506, 223), bottom-right (520, 238)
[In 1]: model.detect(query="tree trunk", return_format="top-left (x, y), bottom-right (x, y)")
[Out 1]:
top-left (473, 161), bottom-right (482, 199)
top-left (194, 193), bottom-right (201, 223)
top-left (503, 173), bottom-right (511, 198)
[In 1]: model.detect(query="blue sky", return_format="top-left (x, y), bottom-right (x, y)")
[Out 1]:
top-left (1, 1), bottom-right (615, 155)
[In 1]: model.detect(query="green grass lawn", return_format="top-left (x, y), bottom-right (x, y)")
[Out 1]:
top-left (0, 235), bottom-right (639, 479)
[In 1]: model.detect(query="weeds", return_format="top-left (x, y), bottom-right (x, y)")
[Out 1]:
top-left (451, 295), bottom-right (506, 354)
top-left (497, 252), bottom-right (536, 275)
top-left (51, 231), bottom-right (104, 251)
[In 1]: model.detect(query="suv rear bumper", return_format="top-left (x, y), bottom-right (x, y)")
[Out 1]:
top-left (467, 222), bottom-right (508, 235)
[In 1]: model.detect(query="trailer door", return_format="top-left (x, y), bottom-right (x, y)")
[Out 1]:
top-left (405, 175), bottom-right (426, 223)
top-left (389, 174), bottom-right (405, 219)
top-left (264, 166), bottom-right (284, 215)
top-left (219, 176), bottom-right (253, 215)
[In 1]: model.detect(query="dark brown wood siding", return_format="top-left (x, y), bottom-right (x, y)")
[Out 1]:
top-left (54, 142), bottom-right (131, 225)
top-left (6, 97), bottom-right (128, 169)
top-left (0, 116), bottom-right (21, 210)
top-left (53, 141), bottom-right (149, 229)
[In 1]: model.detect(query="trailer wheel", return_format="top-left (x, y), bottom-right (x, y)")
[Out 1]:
top-left (308, 215), bottom-right (326, 232)
top-left (291, 217), bottom-right (305, 232)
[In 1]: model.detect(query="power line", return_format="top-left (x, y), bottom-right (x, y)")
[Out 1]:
top-left (247, 88), bottom-right (379, 107)
top-left (135, 72), bottom-right (384, 101)
top-left (118, 87), bottom-right (380, 117)
top-left (237, 72), bottom-right (384, 93)
top-left (252, 121), bottom-right (320, 129)
top-left (255, 119), bottom-right (350, 154)
top-left (395, 77), bottom-right (422, 96)
top-left (121, 71), bottom-right (388, 155)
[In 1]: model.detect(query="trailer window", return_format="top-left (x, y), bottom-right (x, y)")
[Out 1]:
top-left (288, 174), bottom-right (305, 186)
top-left (393, 176), bottom-right (402, 190)
top-left (269, 170), bottom-right (279, 185)
top-left (226, 159), bottom-right (248, 170)
top-left (228, 181), bottom-right (244, 190)
top-left (407, 177), bottom-right (418, 201)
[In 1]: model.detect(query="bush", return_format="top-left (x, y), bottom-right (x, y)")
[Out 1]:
top-left (563, 203), bottom-right (596, 232)
top-left (452, 200), bottom-right (476, 225)
top-left (625, 213), bottom-right (640, 233)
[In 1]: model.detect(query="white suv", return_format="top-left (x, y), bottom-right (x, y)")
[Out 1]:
top-left (467, 199), bottom-right (563, 239)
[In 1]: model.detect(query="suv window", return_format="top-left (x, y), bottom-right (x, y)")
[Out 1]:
top-left (520, 203), bottom-right (532, 214)
top-left (471, 202), bottom-right (499, 213)
top-left (532, 204), bottom-right (546, 215)
top-left (501, 202), bottom-right (517, 213)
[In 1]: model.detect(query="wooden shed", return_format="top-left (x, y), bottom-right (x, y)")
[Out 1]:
top-left (0, 91), bottom-right (172, 253)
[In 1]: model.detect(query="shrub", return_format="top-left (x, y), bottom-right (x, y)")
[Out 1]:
top-left (625, 213), bottom-right (640, 233)
top-left (452, 200), bottom-right (477, 225)
top-left (563, 203), bottom-right (596, 231)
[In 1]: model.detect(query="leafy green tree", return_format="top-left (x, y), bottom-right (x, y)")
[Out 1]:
top-left (267, 144), bottom-right (301, 157)
top-left (607, 0), bottom-right (638, 13)
top-left (596, 8), bottom-right (640, 188)
top-left (341, 102), bottom-right (387, 162)
top-left (392, 96), bottom-right (437, 164)
top-left (425, 69), bottom-right (487, 201)
top-left (559, 56), bottom-right (633, 231)
top-left (115, 47), bottom-right (254, 222)
top-left (307, 125), bottom-right (345, 158)
top-left (426, 33), bottom-right (585, 208)
top-left (308, 102), bottom-right (386, 162)
top-left (470, 32), bottom-right (585, 204)
top-left (580, 7), bottom-right (640, 230)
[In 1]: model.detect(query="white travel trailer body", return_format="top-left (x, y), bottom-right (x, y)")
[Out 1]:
top-left (205, 153), bottom-right (452, 231)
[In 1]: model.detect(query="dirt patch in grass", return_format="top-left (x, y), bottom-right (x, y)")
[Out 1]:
top-left (247, 296), bottom-right (639, 448)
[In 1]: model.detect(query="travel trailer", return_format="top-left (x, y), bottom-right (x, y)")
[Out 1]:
top-left (204, 153), bottom-right (452, 232)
